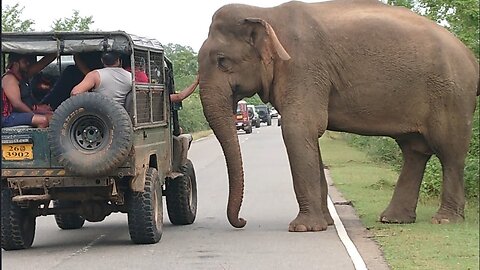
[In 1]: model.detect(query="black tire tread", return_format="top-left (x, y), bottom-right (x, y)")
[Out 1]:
top-left (1, 189), bottom-right (36, 250)
top-left (127, 168), bottom-right (163, 244)
top-left (53, 200), bottom-right (85, 230)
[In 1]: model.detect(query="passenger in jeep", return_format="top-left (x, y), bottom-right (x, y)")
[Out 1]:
top-left (41, 52), bottom-right (103, 110)
top-left (170, 75), bottom-right (199, 103)
top-left (71, 52), bottom-right (132, 106)
top-left (1, 53), bottom-right (56, 128)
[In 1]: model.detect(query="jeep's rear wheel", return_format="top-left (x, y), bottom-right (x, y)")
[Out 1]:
top-left (49, 93), bottom-right (133, 177)
top-left (53, 200), bottom-right (85, 230)
top-left (1, 189), bottom-right (36, 250)
top-left (255, 120), bottom-right (260, 128)
top-left (166, 160), bottom-right (197, 225)
top-left (127, 168), bottom-right (163, 244)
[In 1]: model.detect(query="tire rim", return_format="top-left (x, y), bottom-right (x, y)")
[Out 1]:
top-left (70, 115), bottom-right (109, 152)
top-left (187, 176), bottom-right (193, 208)
top-left (153, 184), bottom-right (162, 231)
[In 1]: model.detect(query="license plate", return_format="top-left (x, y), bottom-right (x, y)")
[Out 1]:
top-left (2, 143), bottom-right (33, 161)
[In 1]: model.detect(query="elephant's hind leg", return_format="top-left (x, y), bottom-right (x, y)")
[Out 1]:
top-left (380, 135), bottom-right (432, 223)
top-left (430, 137), bottom-right (470, 223)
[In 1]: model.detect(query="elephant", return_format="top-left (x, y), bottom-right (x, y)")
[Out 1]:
top-left (198, 0), bottom-right (479, 232)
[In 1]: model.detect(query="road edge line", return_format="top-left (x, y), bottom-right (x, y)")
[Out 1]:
top-left (328, 196), bottom-right (368, 270)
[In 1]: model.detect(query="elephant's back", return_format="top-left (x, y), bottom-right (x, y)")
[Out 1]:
top-left (310, 1), bottom-right (477, 94)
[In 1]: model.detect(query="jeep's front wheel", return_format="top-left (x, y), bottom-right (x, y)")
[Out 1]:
top-left (127, 168), bottom-right (163, 244)
top-left (1, 189), bottom-right (36, 250)
top-left (53, 200), bottom-right (85, 230)
top-left (166, 160), bottom-right (197, 225)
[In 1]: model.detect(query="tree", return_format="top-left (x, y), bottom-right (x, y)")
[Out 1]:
top-left (51, 10), bottom-right (94, 31)
top-left (164, 43), bottom-right (198, 80)
top-left (1, 3), bottom-right (34, 32)
top-left (386, 0), bottom-right (414, 9)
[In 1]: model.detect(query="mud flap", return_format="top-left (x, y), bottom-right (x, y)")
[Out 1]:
top-left (130, 167), bottom-right (147, 193)
top-left (171, 134), bottom-right (193, 173)
top-left (130, 163), bottom-right (166, 193)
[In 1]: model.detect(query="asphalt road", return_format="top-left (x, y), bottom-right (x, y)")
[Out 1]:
top-left (2, 119), bottom-right (388, 270)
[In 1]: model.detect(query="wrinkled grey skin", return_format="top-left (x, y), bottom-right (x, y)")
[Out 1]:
top-left (198, 0), bottom-right (479, 231)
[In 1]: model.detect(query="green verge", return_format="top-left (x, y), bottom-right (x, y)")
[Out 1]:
top-left (320, 132), bottom-right (479, 270)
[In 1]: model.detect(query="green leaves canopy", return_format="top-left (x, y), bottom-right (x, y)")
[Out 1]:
top-left (51, 10), bottom-right (94, 31)
top-left (1, 3), bottom-right (34, 32)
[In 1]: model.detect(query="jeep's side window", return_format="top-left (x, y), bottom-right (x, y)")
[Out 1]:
top-left (150, 52), bottom-right (164, 85)
top-left (133, 50), bottom-right (149, 83)
top-left (133, 49), bottom-right (166, 125)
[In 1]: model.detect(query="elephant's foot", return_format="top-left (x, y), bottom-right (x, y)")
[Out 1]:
top-left (431, 209), bottom-right (464, 224)
top-left (288, 213), bottom-right (328, 232)
top-left (379, 207), bottom-right (416, 224)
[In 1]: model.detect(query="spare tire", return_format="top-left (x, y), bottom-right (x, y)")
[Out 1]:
top-left (49, 92), bottom-right (133, 176)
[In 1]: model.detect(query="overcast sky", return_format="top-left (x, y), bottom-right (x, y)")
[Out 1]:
top-left (2, 0), bottom-right (329, 52)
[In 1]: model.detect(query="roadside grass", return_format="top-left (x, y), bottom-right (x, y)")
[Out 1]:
top-left (191, 129), bottom-right (213, 141)
top-left (320, 132), bottom-right (479, 270)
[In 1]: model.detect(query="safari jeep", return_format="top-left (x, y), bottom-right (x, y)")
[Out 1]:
top-left (1, 31), bottom-right (197, 250)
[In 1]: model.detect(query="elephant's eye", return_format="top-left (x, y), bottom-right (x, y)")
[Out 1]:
top-left (216, 54), bottom-right (233, 72)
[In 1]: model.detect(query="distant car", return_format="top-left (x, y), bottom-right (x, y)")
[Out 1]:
top-left (270, 108), bottom-right (279, 118)
top-left (247, 105), bottom-right (260, 128)
top-left (255, 104), bottom-right (272, 126)
top-left (235, 100), bottom-right (253, 133)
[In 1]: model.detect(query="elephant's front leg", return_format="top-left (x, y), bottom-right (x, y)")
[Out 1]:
top-left (281, 116), bottom-right (329, 232)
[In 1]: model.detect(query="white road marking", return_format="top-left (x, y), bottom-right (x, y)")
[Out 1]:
top-left (71, 234), bottom-right (106, 256)
top-left (328, 196), bottom-right (368, 270)
top-left (50, 234), bottom-right (106, 269)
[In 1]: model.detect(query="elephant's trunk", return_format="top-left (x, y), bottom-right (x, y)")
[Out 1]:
top-left (200, 87), bottom-right (247, 228)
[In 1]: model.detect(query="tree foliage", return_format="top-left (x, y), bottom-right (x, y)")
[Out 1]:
top-left (1, 3), bottom-right (34, 32)
top-left (164, 43), bottom-right (198, 80)
top-left (164, 43), bottom-right (209, 133)
top-left (51, 10), bottom-right (94, 31)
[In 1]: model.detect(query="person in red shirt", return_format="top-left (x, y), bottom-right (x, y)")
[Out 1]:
top-left (2, 53), bottom-right (56, 128)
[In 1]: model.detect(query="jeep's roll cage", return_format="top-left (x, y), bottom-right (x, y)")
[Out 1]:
top-left (1, 31), bottom-right (180, 134)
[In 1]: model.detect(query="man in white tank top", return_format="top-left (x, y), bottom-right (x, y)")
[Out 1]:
top-left (71, 52), bottom-right (132, 106)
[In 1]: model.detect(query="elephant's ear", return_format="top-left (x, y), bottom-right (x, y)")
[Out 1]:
top-left (241, 18), bottom-right (291, 62)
